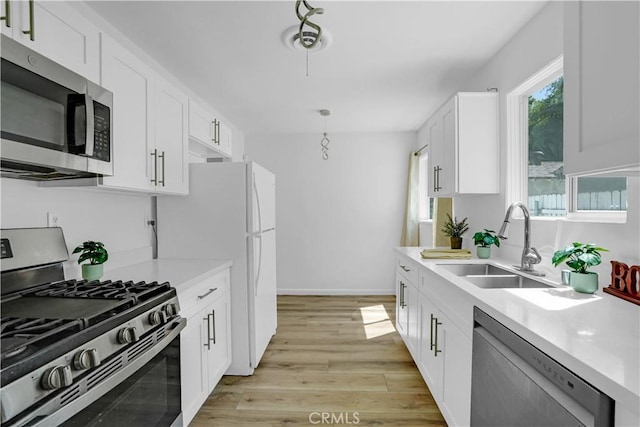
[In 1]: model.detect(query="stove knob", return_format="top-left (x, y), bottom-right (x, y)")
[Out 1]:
top-left (117, 326), bottom-right (139, 344)
top-left (41, 365), bottom-right (73, 390)
top-left (73, 348), bottom-right (101, 370)
top-left (163, 303), bottom-right (178, 317)
top-left (148, 310), bottom-right (167, 326)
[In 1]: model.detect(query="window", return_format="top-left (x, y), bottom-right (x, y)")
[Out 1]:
top-left (507, 56), bottom-right (627, 220)
top-left (417, 153), bottom-right (434, 220)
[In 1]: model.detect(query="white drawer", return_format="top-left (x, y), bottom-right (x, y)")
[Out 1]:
top-left (178, 268), bottom-right (230, 318)
top-left (396, 255), bottom-right (419, 284)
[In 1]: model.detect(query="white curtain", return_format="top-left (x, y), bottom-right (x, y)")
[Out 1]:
top-left (401, 153), bottom-right (420, 246)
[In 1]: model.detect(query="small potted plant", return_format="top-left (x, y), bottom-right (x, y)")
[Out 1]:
top-left (73, 241), bottom-right (109, 281)
top-left (472, 229), bottom-right (501, 259)
top-left (441, 214), bottom-right (469, 249)
top-left (552, 242), bottom-right (608, 294)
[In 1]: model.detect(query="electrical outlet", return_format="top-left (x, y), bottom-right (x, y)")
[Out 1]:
top-left (144, 214), bottom-right (155, 227)
top-left (47, 212), bottom-right (60, 228)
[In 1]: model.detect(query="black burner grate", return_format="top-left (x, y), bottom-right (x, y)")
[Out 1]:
top-left (24, 280), bottom-right (171, 305)
top-left (0, 317), bottom-right (84, 362)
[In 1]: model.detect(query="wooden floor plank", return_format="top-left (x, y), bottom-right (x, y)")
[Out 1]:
top-left (189, 295), bottom-right (446, 426)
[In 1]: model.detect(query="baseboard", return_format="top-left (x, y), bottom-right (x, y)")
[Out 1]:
top-left (277, 288), bottom-right (394, 296)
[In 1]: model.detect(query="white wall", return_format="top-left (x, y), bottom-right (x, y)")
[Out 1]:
top-left (436, 1), bottom-right (640, 287)
top-left (0, 179), bottom-right (154, 278)
top-left (245, 132), bottom-right (416, 294)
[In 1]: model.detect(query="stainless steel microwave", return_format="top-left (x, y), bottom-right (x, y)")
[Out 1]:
top-left (1, 35), bottom-right (113, 180)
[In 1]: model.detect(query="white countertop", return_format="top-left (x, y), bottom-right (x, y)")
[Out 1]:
top-left (103, 258), bottom-right (233, 293)
top-left (396, 247), bottom-right (640, 413)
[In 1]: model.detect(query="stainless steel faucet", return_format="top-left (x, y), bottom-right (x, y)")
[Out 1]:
top-left (498, 202), bottom-right (545, 276)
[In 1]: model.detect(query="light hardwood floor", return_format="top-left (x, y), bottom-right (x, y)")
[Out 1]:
top-left (190, 295), bottom-right (447, 426)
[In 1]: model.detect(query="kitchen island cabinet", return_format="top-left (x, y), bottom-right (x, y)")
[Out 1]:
top-left (395, 247), bottom-right (639, 427)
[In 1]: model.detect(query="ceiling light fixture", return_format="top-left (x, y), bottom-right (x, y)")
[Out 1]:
top-left (296, 0), bottom-right (324, 49)
top-left (282, 1), bottom-right (328, 77)
top-left (320, 109), bottom-right (330, 160)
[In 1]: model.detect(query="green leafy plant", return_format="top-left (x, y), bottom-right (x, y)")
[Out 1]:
top-left (441, 214), bottom-right (469, 238)
top-left (551, 242), bottom-right (608, 274)
top-left (472, 229), bottom-right (501, 248)
top-left (73, 241), bottom-right (109, 265)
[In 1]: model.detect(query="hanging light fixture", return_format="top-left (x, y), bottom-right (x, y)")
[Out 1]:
top-left (320, 109), bottom-right (330, 160)
top-left (295, 1), bottom-right (324, 49)
top-left (281, 1), bottom-right (329, 76)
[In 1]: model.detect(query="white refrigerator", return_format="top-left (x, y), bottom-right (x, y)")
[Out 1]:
top-left (157, 161), bottom-right (277, 375)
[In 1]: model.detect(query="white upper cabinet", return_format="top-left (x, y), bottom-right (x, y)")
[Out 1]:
top-left (100, 34), bottom-right (155, 193)
top-left (563, 1), bottom-right (640, 176)
top-left (427, 92), bottom-right (499, 197)
top-left (98, 34), bottom-right (188, 195)
top-left (155, 77), bottom-right (189, 194)
top-left (188, 100), bottom-right (233, 159)
top-left (1, 1), bottom-right (99, 82)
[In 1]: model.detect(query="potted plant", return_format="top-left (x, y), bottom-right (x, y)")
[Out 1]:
top-left (551, 242), bottom-right (608, 294)
top-left (441, 214), bottom-right (469, 249)
top-left (73, 241), bottom-right (109, 281)
top-left (472, 229), bottom-right (501, 259)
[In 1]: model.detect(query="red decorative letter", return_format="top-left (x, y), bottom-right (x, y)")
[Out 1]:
top-left (610, 261), bottom-right (628, 292)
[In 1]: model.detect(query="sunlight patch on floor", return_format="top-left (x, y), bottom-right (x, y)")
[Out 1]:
top-left (360, 304), bottom-right (396, 339)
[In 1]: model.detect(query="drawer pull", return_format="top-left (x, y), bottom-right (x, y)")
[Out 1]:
top-left (197, 287), bottom-right (218, 300)
top-left (400, 265), bottom-right (410, 272)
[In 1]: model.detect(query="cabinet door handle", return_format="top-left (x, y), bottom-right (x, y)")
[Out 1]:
top-left (399, 282), bottom-right (406, 308)
top-left (435, 166), bottom-right (442, 191)
top-left (433, 166), bottom-right (437, 192)
top-left (215, 119), bottom-right (220, 145)
top-left (210, 120), bottom-right (216, 143)
top-left (434, 316), bottom-right (442, 356)
top-left (203, 313), bottom-right (212, 350)
top-left (211, 309), bottom-right (216, 345)
top-left (429, 313), bottom-right (435, 351)
top-left (158, 150), bottom-right (165, 186)
top-left (150, 149), bottom-right (158, 185)
top-left (22, 0), bottom-right (34, 41)
top-left (1, 0), bottom-right (10, 28)
top-left (197, 287), bottom-right (218, 300)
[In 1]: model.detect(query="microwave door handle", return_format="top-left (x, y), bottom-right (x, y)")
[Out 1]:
top-left (84, 94), bottom-right (95, 157)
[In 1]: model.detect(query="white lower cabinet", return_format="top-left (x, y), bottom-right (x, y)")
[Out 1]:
top-left (396, 255), bottom-right (420, 357)
top-left (179, 269), bottom-right (231, 426)
top-left (396, 252), bottom-right (473, 426)
top-left (419, 294), bottom-right (471, 426)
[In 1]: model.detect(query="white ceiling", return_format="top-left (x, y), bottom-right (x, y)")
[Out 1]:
top-left (86, 1), bottom-right (548, 136)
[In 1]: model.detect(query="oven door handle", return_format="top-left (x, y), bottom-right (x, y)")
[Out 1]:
top-left (21, 317), bottom-right (186, 427)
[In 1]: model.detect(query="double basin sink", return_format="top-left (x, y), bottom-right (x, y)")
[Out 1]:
top-left (436, 263), bottom-right (554, 289)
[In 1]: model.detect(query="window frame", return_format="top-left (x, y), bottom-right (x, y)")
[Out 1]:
top-left (505, 55), bottom-right (627, 223)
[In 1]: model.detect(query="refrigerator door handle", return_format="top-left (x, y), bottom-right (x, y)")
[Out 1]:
top-left (254, 235), bottom-right (263, 296)
top-left (253, 172), bottom-right (263, 234)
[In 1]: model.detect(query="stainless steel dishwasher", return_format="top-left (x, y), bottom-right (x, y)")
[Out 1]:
top-left (471, 307), bottom-right (614, 427)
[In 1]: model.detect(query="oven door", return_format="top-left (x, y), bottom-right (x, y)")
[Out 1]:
top-left (15, 317), bottom-right (186, 427)
top-left (61, 333), bottom-right (183, 427)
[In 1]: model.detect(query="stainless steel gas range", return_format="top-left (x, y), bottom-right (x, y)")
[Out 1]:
top-left (1, 228), bottom-right (185, 427)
